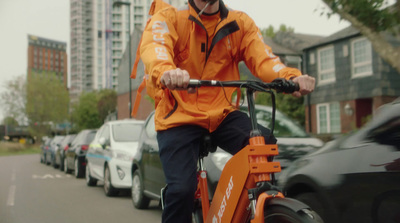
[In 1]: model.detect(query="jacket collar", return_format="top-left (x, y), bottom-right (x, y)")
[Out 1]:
top-left (188, 0), bottom-right (229, 20)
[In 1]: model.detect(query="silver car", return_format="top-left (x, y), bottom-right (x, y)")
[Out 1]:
top-left (86, 119), bottom-right (144, 196)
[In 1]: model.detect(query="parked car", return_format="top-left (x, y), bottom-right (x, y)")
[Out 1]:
top-left (86, 119), bottom-right (144, 196)
top-left (55, 134), bottom-right (76, 171)
top-left (278, 98), bottom-right (400, 223)
top-left (130, 105), bottom-right (323, 209)
top-left (40, 137), bottom-right (53, 164)
top-left (64, 129), bottom-right (97, 178)
top-left (49, 135), bottom-right (65, 168)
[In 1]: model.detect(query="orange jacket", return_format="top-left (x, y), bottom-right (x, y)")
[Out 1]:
top-left (140, 1), bottom-right (301, 132)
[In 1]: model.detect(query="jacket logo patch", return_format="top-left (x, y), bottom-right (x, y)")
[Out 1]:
top-left (152, 21), bottom-right (169, 60)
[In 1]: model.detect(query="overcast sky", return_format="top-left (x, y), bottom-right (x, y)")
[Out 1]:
top-left (0, 0), bottom-right (352, 122)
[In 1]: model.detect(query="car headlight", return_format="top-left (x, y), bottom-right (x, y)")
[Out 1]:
top-left (210, 151), bottom-right (233, 171)
top-left (112, 151), bottom-right (131, 161)
top-left (116, 165), bottom-right (125, 180)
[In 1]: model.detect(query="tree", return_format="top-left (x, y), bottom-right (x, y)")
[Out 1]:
top-left (261, 24), bottom-right (295, 38)
top-left (0, 75), bottom-right (27, 125)
top-left (26, 71), bottom-right (69, 140)
top-left (71, 91), bottom-right (103, 131)
top-left (97, 89), bottom-right (117, 121)
top-left (321, 0), bottom-right (400, 73)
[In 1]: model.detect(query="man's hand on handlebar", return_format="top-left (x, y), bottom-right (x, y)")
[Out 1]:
top-left (161, 68), bottom-right (196, 93)
top-left (291, 74), bottom-right (315, 98)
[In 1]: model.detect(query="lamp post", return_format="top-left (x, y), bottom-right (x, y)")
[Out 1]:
top-left (113, 1), bottom-right (132, 118)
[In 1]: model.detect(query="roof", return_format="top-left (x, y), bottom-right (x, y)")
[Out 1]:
top-left (304, 25), bottom-right (360, 50)
top-left (263, 36), bottom-right (299, 55)
top-left (273, 31), bottom-right (325, 52)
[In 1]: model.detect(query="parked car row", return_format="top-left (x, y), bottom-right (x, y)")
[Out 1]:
top-left (40, 119), bottom-right (146, 198)
top-left (40, 129), bottom-right (97, 178)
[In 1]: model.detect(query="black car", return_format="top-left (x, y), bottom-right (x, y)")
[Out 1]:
top-left (55, 134), bottom-right (76, 171)
top-left (131, 106), bottom-right (323, 209)
top-left (64, 129), bottom-right (97, 178)
top-left (278, 98), bottom-right (400, 223)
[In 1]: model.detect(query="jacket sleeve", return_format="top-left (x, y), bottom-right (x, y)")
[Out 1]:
top-left (140, 8), bottom-right (178, 88)
top-left (238, 13), bottom-right (301, 82)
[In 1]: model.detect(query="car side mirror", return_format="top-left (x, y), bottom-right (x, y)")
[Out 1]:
top-left (98, 137), bottom-right (109, 149)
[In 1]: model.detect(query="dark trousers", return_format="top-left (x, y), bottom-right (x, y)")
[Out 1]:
top-left (157, 111), bottom-right (276, 223)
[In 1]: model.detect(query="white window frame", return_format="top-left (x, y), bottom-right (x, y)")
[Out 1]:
top-left (317, 45), bottom-right (336, 85)
top-left (317, 102), bottom-right (341, 134)
top-left (351, 37), bottom-right (373, 78)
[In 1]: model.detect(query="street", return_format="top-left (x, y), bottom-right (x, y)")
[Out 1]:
top-left (0, 154), bottom-right (162, 223)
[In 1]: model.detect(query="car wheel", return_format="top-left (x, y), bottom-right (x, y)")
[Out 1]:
top-left (131, 170), bottom-right (150, 209)
top-left (86, 164), bottom-right (97, 186)
top-left (52, 155), bottom-right (58, 169)
top-left (64, 157), bottom-right (72, 174)
top-left (74, 158), bottom-right (84, 178)
top-left (295, 192), bottom-right (326, 222)
top-left (104, 165), bottom-right (118, 196)
top-left (59, 155), bottom-right (64, 171)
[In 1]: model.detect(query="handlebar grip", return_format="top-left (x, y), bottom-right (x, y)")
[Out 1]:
top-left (188, 79), bottom-right (218, 88)
top-left (188, 79), bottom-right (200, 87)
top-left (272, 78), bottom-right (299, 94)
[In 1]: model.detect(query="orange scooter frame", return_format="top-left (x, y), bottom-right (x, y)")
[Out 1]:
top-left (188, 79), bottom-right (322, 223)
top-left (198, 136), bottom-right (283, 223)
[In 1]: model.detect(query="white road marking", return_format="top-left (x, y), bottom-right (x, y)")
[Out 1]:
top-left (7, 185), bottom-right (16, 206)
top-left (32, 174), bottom-right (71, 179)
top-left (11, 172), bottom-right (16, 182)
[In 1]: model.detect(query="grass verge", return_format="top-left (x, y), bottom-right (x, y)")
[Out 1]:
top-left (0, 142), bottom-right (41, 156)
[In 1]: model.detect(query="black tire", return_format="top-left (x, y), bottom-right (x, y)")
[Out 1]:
top-left (104, 165), bottom-right (118, 196)
top-left (131, 170), bottom-right (150, 209)
top-left (44, 154), bottom-right (49, 165)
top-left (52, 155), bottom-right (59, 169)
top-left (295, 193), bottom-right (326, 222)
top-left (64, 157), bottom-right (72, 174)
top-left (265, 205), bottom-right (324, 223)
top-left (74, 158), bottom-right (84, 178)
top-left (85, 164), bottom-right (97, 186)
top-left (40, 153), bottom-right (44, 163)
top-left (59, 156), bottom-right (64, 171)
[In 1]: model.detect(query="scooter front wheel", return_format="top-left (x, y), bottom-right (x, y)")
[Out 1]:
top-left (264, 205), bottom-right (323, 223)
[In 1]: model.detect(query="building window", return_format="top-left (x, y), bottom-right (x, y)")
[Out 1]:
top-left (317, 102), bottom-right (341, 134)
top-left (317, 46), bottom-right (335, 84)
top-left (351, 37), bottom-right (372, 78)
top-left (309, 53), bottom-right (315, 65)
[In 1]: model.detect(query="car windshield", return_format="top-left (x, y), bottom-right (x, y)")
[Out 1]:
top-left (241, 106), bottom-right (308, 138)
top-left (112, 123), bottom-right (142, 142)
top-left (85, 132), bottom-right (97, 144)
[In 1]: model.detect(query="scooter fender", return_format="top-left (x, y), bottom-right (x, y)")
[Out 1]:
top-left (252, 191), bottom-right (310, 222)
top-left (266, 196), bottom-right (311, 213)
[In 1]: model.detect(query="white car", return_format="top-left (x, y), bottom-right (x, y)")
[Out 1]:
top-left (85, 119), bottom-right (144, 196)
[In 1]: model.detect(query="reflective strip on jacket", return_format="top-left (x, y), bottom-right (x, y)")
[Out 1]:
top-left (140, 1), bottom-right (302, 132)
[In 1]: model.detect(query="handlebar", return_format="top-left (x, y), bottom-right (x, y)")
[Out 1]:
top-left (188, 78), bottom-right (299, 94)
top-left (188, 78), bottom-right (299, 139)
